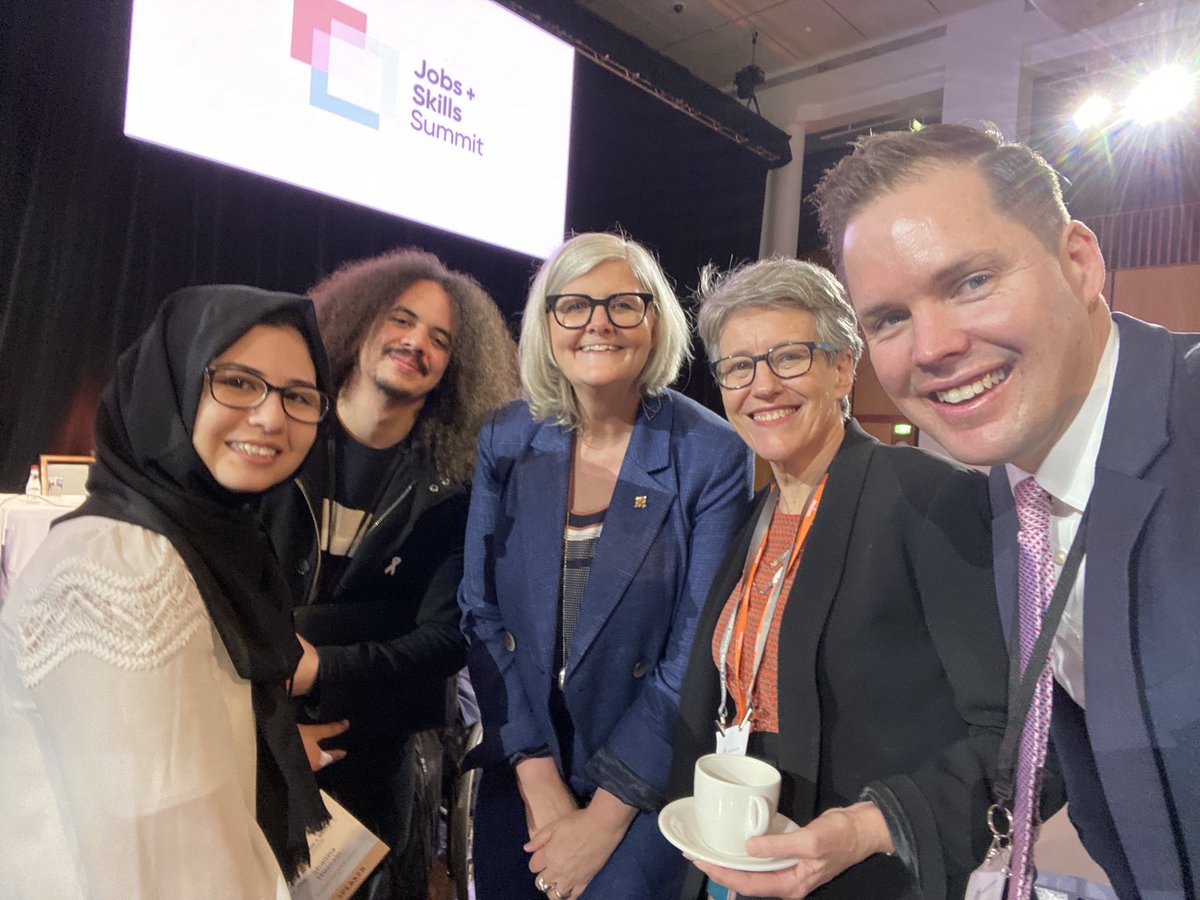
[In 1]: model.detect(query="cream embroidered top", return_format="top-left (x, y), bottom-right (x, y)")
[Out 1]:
top-left (0, 516), bottom-right (289, 899)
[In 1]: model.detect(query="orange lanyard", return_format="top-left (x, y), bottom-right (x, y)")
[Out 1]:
top-left (728, 477), bottom-right (826, 724)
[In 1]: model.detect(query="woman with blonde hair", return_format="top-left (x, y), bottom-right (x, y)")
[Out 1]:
top-left (459, 232), bottom-right (753, 899)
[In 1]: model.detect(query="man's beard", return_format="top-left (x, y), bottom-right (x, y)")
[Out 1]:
top-left (372, 346), bottom-right (433, 405)
top-left (372, 371), bottom-right (423, 405)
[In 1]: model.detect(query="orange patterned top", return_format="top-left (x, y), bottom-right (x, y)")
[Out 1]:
top-left (711, 509), bottom-right (803, 734)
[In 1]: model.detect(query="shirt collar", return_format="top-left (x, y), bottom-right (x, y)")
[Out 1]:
top-left (1006, 322), bottom-right (1119, 511)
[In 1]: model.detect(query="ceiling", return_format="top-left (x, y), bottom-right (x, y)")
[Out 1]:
top-left (577, 0), bottom-right (997, 91)
top-left (574, 0), bottom-right (1200, 217)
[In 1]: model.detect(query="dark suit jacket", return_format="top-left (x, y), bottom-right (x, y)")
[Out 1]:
top-left (670, 420), bottom-right (1008, 900)
top-left (989, 313), bottom-right (1200, 899)
top-left (459, 391), bottom-right (753, 894)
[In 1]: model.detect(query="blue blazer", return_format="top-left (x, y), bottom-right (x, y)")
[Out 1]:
top-left (459, 390), bottom-right (753, 798)
top-left (990, 313), bottom-right (1200, 899)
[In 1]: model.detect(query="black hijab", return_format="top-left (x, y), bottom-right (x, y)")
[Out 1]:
top-left (64, 285), bottom-right (332, 880)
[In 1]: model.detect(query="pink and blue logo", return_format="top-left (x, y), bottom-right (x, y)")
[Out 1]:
top-left (290, 0), bottom-right (397, 129)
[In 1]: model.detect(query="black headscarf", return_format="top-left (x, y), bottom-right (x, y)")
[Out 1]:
top-left (63, 285), bottom-right (332, 880)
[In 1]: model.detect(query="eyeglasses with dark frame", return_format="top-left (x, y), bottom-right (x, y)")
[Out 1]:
top-left (545, 292), bottom-right (652, 329)
top-left (203, 365), bottom-right (330, 424)
top-left (709, 341), bottom-right (839, 390)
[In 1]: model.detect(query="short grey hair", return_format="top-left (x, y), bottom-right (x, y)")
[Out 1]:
top-left (520, 232), bottom-right (690, 427)
top-left (697, 257), bottom-right (863, 418)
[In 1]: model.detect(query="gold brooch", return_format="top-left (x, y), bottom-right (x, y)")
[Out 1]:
top-left (634, 495), bottom-right (647, 509)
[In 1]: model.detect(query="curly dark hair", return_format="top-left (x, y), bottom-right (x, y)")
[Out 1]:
top-left (310, 248), bottom-right (519, 484)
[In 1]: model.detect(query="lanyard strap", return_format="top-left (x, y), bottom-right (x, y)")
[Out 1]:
top-left (992, 504), bottom-right (1091, 807)
top-left (717, 477), bottom-right (825, 728)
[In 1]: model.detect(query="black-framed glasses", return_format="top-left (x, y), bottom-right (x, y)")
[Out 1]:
top-left (545, 292), bottom-right (652, 329)
top-left (203, 365), bottom-right (330, 424)
top-left (710, 341), bottom-right (838, 390)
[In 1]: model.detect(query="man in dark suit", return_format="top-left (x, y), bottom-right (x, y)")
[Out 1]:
top-left (814, 123), bottom-right (1199, 899)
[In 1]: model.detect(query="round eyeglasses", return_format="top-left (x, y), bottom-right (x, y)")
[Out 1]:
top-left (545, 292), bottom-right (652, 329)
top-left (710, 341), bottom-right (838, 390)
top-left (204, 365), bottom-right (330, 424)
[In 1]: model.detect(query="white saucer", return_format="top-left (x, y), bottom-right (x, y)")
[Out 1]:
top-left (658, 796), bottom-right (799, 872)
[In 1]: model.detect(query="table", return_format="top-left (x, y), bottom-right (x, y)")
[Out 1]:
top-left (0, 494), bottom-right (85, 607)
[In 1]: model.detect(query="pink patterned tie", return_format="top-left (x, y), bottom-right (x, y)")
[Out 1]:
top-left (1010, 477), bottom-right (1057, 900)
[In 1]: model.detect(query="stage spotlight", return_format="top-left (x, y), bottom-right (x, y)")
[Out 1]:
top-left (1125, 64), bottom-right (1195, 124)
top-left (734, 29), bottom-right (765, 114)
top-left (1073, 94), bottom-right (1113, 130)
top-left (735, 64), bottom-right (765, 101)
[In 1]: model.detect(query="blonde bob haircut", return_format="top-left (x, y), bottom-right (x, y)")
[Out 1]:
top-left (519, 232), bottom-right (690, 428)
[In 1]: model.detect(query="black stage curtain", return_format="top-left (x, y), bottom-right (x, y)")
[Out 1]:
top-left (0, 0), bottom-right (767, 491)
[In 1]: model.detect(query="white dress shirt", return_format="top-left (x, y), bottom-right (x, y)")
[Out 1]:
top-left (1005, 324), bottom-right (1120, 709)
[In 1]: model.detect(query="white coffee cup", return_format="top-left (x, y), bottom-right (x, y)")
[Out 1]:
top-left (693, 753), bottom-right (781, 857)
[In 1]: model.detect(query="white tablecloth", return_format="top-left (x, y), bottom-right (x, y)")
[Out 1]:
top-left (0, 494), bottom-right (85, 607)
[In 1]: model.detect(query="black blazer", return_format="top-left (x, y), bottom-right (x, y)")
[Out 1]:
top-left (669, 420), bottom-right (1008, 900)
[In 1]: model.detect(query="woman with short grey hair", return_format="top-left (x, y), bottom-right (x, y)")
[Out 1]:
top-left (666, 256), bottom-right (1007, 900)
top-left (460, 232), bottom-right (753, 900)
top-left (696, 258), bottom-right (863, 418)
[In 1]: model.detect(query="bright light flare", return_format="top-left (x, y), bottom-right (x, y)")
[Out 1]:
top-left (1073, 94), bottom-right (1114, 130)
top-left (1125, 64), bottom-right (1195, 124)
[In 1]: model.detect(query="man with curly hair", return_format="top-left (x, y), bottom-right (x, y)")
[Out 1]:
top-left (266, 247), bottom-right (519, 898)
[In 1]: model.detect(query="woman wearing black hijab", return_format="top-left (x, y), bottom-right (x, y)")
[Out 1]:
top-left (0, 285), bottom-right (333, 897)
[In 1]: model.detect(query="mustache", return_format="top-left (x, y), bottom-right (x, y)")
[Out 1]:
top-left (383, 344), bottom-right (429, 376)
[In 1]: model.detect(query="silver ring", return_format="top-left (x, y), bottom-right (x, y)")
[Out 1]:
top-left (535, 875), bottom-right (551, 893)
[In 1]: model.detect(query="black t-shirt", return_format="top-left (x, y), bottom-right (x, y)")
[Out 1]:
top-left (315, 424), bottom-right (415, 599)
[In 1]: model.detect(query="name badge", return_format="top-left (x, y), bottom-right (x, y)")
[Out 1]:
top-left (714, 718), bottom-right (751, 756)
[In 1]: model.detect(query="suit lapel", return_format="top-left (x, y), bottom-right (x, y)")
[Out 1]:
top-left (1095, 314), bottom-right (1171, 478)
top-left (696, 493), bottom-right (764, 685)
top-left (567, 399), bottom-right (675, 673)
top-left (1082, 315), bottom-right (1178, 890)
top-left (518, 421), bottom-right (572, 672)
top-left (989, 467), bottom-right (1019, 648)
top-left (776, 421), bottom-right (874, 820)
